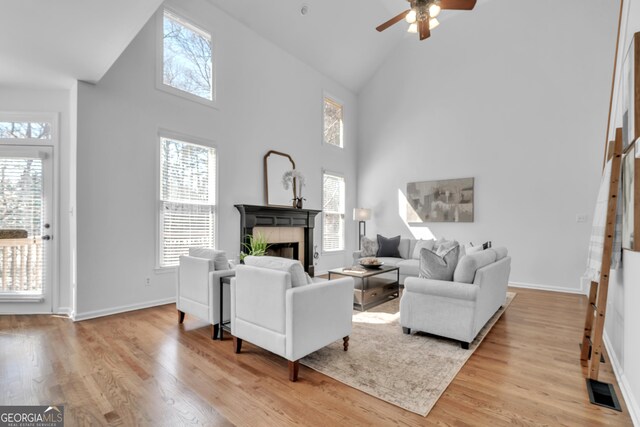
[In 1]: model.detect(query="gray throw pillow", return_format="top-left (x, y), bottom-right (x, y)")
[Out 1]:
top-left (418, 246), bottom-right (460, 281)
top-left (377, 234), bottom-right (401, 258)
top-left (361, 236), bottom-right (378, 257)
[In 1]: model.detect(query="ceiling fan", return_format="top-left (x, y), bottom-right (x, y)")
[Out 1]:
top-left (376, 0), bottom-right (477, 41)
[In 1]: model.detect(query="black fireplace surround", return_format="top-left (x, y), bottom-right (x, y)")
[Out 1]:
top-left (235, 205), bottom-right (321, 276)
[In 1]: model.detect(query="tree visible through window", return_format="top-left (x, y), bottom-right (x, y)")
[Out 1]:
top-left (0, 122), bottom-right (51, 139)
top-left (323, 97), bottom-right (343, 148)
top-left (163, 10), bottom-right (213, 101)
top-left (159, 137), bottom-right (216, 267)
top-left (323, 172), bottom-right (345, 252)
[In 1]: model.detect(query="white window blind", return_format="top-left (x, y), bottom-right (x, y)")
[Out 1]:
top-left (0, 157), bottom-right (45, 294)
top-left (322, 172), bottom-right (345, 252)
top-left (323, 97), bottom-right (343, 148)
top-left (159, 137), bottom-right (216, 267)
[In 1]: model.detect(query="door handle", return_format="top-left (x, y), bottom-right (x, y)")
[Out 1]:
top-left (41, 235), bottom-right (52, 241)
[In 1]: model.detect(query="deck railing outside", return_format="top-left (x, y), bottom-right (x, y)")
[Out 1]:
top-left (0, 238), bottom-right (43, 294)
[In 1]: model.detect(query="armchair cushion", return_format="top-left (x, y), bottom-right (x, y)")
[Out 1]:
top-left (243, 255), bottom-right (308, 288)
top-left (189, 247), bottom-right (229, 271)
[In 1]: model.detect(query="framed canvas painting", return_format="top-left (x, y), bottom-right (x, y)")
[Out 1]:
top-left (622, 140), bottom-right (640, 251)
top-left (406, 177), bottom-right (474, 223)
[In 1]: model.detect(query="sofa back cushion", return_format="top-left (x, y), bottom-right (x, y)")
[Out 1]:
top-left (488, 247), bottom-right (508, 260)
top-left (453, 250), bottom-right (497, 284)
top-left (189, 247), bottom-right (229, 271)
top-left (418, 246), bottom-right (460, 281)
top-left (377, 235), bottom-right (402, 258)
top-left (412, 239), bottom-right (435, 259)
top-left (243, 256), bottom-right (308, 288)
top-left (398, 238), bottom-right (412, 259)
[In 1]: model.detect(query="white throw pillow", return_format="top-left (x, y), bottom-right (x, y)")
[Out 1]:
top-left (189, 247), bottom-right (229, 271)
top-left (360, 236), bottom-right (378, 257)
top-left (243, 256), bottom-right (309, 288)
top-left (412, 239), bottom-right (436, 259)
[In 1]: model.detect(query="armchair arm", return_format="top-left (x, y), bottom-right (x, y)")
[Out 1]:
top-left (285, 277), bottom-right (354, 361)
top-left (403, 277), bottom-right (478, 301)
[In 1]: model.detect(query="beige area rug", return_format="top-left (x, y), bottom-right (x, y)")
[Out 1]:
top-left (301, 292), bottom-right (516, 416)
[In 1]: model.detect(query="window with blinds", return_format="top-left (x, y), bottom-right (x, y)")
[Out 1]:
top-left (322, 172), bottom-right (345, 252)
top-left (159, 137), bottom-right (216, 267)
top-left (323, 97), bottom-right (343, 148)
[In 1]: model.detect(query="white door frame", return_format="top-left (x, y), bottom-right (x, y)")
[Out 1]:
top-left (0, 112), bottom-right (59, 314)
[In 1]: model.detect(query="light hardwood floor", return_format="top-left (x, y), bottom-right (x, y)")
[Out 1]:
top-left (0, 287), bottom-right (634, 426)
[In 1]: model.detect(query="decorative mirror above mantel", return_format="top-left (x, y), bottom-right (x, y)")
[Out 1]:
top-left (264, 150), bottom-right (296, 207)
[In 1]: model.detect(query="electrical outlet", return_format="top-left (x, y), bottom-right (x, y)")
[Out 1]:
top-left (576, 214), bottom-right (588, 223)
top-left (145, 277), bottom-right (151, 286)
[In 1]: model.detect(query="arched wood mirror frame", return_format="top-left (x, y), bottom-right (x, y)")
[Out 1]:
top-left (264, 150), bottom-right (296, 207)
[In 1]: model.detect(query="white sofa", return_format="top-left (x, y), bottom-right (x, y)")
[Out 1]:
top-left (353, 238), bottom-right (425, 284)
top-left (230, 257), bottom-right (354, 381)
top-left (400, 248), bottom-right (511, 348)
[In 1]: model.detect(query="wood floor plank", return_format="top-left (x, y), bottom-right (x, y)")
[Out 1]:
top-left (0, 287), bottom-right (634, 426)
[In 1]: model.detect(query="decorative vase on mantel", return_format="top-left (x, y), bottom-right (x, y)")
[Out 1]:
top-left (294, 197), bottom-right (305, 209)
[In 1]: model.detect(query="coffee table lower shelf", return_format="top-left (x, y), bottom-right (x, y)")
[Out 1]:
top-left (328, 266), bottom-right (400, 311)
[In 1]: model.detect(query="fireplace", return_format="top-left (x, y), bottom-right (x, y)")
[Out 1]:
top-left (267, 242), bottom-right (299, 260)
top-left (235, 205), bottom-right (321, 276)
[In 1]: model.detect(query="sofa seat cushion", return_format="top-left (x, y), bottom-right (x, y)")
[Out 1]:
top-left (243, 256), bottom-right (308, 288)
top-left (189, 247), bottom-right (229, 271)
top-left (453, 250), bottom-right (497, 284)
top-left (397, 259), bottom-right (420, 277)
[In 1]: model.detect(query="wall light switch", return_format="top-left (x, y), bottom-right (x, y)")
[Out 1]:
top-left (576, 214), bottom-right (589, 223)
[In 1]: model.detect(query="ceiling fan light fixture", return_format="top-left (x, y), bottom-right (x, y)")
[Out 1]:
top-left (405, 9), bottom-right (417, 23)
top-left (429, 17), bottom-right (440, 30)
top-left (407, 23), bottom-right (418, 33)
top-left (428, 3), bottom-right (441, 18)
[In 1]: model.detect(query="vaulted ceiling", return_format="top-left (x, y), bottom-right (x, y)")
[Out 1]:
top-left (0, 0), bottom-right (163, 89)
top-left (0, 0), bottom-right (477, 92)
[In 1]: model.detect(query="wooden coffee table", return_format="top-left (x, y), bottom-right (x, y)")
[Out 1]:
top-left (328, 265), bottom-right (400, 311)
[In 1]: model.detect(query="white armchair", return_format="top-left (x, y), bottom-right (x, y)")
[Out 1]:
top-left (177, 254), bottom-right (235, 339)
top-left (230, 263), bottom-right (354, 381)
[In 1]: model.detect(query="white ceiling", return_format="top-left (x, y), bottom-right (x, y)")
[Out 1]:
top-left (207, 0), bottom-right (413, 93)
top-left (0, 0), bottom-right (163, 89)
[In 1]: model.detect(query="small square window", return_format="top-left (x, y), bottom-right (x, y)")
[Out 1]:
top-left (162, 10), bottom-right (213, 102)
top-left (323, 97), bottom-right (343, 148)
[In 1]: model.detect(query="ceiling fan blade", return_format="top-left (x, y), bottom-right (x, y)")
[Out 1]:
top-left (419, 19), bottom-right (431, 40)
top-left (376, 9), bottom-right (411, 32)
top-left (440, 0), bottom-right (476, 10)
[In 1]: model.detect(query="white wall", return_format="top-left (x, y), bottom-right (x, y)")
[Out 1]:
top-left (357, 0), bottom-right (617, 292)
top-left (0, 87), bottom-right (75, 314)
top-left (75, 0), bottom-right (358, 319)
top-left (604, 0), bottom-right (640, 422)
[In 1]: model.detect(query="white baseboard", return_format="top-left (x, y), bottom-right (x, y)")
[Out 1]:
top-left (603, 332), bottom-right (640, 426)
top-left (56, 306), bottom-right (72, 317)
top-left (74, 297), bottom-right (176, 322)
top-left (508, 281), bottom-right (584, 295)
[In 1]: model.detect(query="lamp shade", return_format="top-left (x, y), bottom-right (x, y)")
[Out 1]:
top-left (353, 208), bottom-right (371, 221)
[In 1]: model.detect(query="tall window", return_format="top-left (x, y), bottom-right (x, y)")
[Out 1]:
top-left (323, 97), bottom-right (343, 148)
top-left (162, 10), bottom-right (213, 102)
top-left (322, 172), bottom-right (345, 252)
top-left (159, 136), bottom-right (216, 267)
